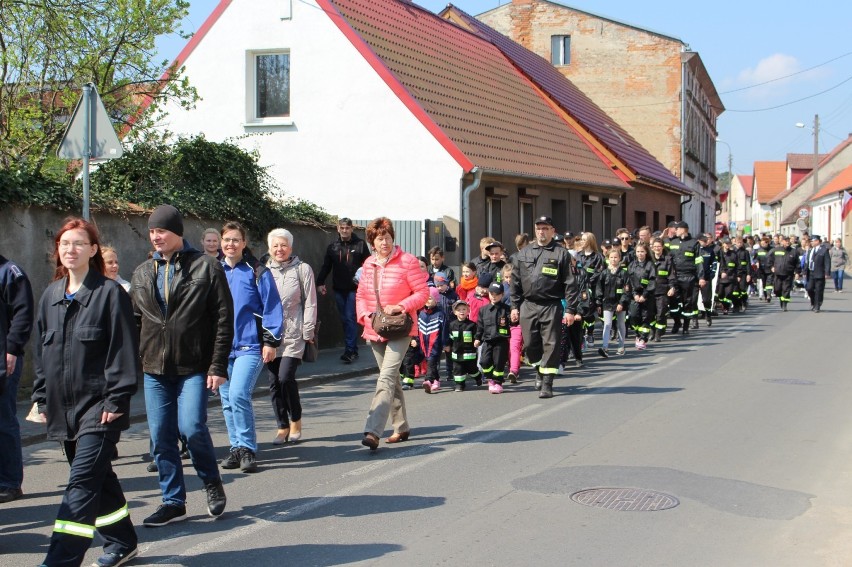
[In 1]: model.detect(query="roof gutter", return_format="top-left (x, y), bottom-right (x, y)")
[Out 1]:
top-left (462, 167), bottom-right (483, 262)
top-left (679, 54), bottom-right (692, 219)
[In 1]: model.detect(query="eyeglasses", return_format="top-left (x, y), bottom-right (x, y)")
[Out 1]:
top-left (222, 238), bottom-right (243, 244)
top-left (59, 241), bottom-right (90, 249)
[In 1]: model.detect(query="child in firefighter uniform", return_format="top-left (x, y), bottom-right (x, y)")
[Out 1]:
top-left (770, 234), bottom-right (800, 311)
top-left (624, 242), bottom-right (656, 350)
top-left (475, 283), bottom-right (511, 394)
top-left (444, 300), bottom-right (481, 391)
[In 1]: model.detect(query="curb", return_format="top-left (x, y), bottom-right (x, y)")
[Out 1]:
top-left (20, 363), bottom-right (377, 448)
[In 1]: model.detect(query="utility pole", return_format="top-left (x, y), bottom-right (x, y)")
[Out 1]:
top-left (812, 114), bottom-right (820, 196)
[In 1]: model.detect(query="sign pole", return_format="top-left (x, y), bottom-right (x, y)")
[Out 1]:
top-left (82, 83), bottom-right (92, 221)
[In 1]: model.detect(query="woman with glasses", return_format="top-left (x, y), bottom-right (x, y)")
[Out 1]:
top-left (33, 218), bottom-right (140, 567)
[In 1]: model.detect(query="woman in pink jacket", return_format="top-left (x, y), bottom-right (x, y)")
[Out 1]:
top-left (356, 217), bottom-right (429, 450)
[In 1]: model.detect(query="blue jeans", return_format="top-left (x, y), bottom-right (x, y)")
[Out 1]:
top-left (220, 354), bottom-right (264, 453)
top-left (335, 290), bottom-right (358, 353)
top-left (144, 373), bottom-right (220, 506)
top-left (833, 269), bottom-right (844, 290)
top-left (0, 357), bottom-right (22, 490)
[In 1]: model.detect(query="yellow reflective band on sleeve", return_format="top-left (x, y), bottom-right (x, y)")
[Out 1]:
top-left (641, 279), bottom-right (649, 285)
top-left (585, 267), bottom-right (595, 273)
top-left (462, 353), bottom-right (477, 360)
top-left (95, 504), bottom-right (129, 527)
top-left (727, 263), bottom-right (735, 267)
top-left (684, 251), bottom-right (694, 257)
top-left (616, 288), bottom-right (624, 293)
top-left (54, 520), bottom-right (95, 538)
top-left (657, 270), bottom-right (668, 276)
top-left (695, 257), bottom-right (704, 264)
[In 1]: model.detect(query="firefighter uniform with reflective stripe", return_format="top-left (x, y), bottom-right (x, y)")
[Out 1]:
top-left (733, 244), bottom-right (751, 311)
top-left (755, 244), bottom-right (774, 301)
top-left (651, 252), bottom-right (676, 334)
top-left (446, 317), bottom-right (480, 389)
top-left (770, 244), bottom-right (799, 308)
top-left (666, 234), bottom-right (705, 331)
top-left (476, 300), bottom-right (511, 385)
top-left (625, 257), bottom-right (656, 342)
top-left (697, 242), bottom-right (718, 322)
top-left (717, 247), bottom-right (739, 313)
top-left (510, 238), bottom-right (579, 388)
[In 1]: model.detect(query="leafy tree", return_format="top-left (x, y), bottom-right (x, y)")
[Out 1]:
top-left (0, 0), bottom-right (196, 178)
top-left (717, 171), bottom-right (733, 193)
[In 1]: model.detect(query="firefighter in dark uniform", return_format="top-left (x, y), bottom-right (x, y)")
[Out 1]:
top-left (696, 233), bottom-right (717, 327)
top-left (717, 237), bottom-right (738, 315)
top-left (666, 221), bottom-right (706, 335)
top-left (510, 216), bottom-right (579, 399)
top-left (475, 282), bottom-right (512, 393)
top-left (769, 234), bottom-right (799, 311)
top-left (649, 237), bottom-right (676, 341)
top-left (732, 236), bottom-right (751, 312)
top-left (755, 235), bottom-right (774, 303)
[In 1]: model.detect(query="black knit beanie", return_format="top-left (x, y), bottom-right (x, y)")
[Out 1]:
top-left (148, 205), bottom-right (184, 236)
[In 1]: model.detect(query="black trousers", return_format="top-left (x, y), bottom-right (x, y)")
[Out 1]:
top-left (653, 294), bottom-right (669, 330)
top-left (671, 275), bottom-right (698, 321)
top-left (480, 340), bottom-right (509, 383)
top-left (774, 274), bottom-right (793, 303)
top-left (44, 431), bottom-right (136, 567)
top-left (520, 301), bottom-right (563, 375)
top-left (267, 356), bottom-right (302, 429)
top-left (807, 277), bottom-right (826, 308)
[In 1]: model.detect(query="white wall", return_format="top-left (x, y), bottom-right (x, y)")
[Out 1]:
top-left (154, 0), bottom-right (464, 221)
top-left (811, 197), bottom-right (842, 241)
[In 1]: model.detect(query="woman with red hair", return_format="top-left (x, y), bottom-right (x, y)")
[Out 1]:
top-left (32, 217), bottom-right (140, 567)
top-left (355, 217), bottom-right (428, 450)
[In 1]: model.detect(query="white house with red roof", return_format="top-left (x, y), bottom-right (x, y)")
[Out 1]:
top-left (147, 0), bottom-right (689, 260)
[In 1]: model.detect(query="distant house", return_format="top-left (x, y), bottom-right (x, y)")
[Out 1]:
top-left (474, 0), bottom-right (723, 235)
top-left (148, 0), bottom-right (688, 261)
top-left (808, 166), bottom-right (852, 241)
top-left (769, 136), bottom-right (852, 236)
top-left (751, 162), bottom-right (787, 235)
top-left (720, 174), bottom-right (753, 233)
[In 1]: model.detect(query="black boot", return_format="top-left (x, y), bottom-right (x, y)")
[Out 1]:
top-left (682, 320), bottom-right (690, 335)
top-left (671, 320), bottom-right (681, 334)
top-left (534, 372), bottom-right (543, 391)
top-left (706, 313), bottom-right (712, 327)
top-left (539, 375), bottom-right (553, 399)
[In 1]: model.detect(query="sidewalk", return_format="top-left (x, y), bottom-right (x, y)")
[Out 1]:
top-left (18, 350), bottom-right (378, 447)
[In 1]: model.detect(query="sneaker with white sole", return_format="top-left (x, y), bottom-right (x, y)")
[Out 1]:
top-left (204, 479), bottom-right (227, 517)
top-left (93, 547), bottom-right (138, 567)
top-left (490, 381), bottom-right (503, 394)
top-left (507, 372), bottom-right (517, 384)
top-left (429, 380), bottom-right (441, 393)
top-left (616, 347), bottom-right (625, 355)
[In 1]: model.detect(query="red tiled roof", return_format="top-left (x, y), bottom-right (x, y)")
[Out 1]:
top-left (771, 135), bottom-right (852, 204)
top-left (786, 153), bottom-right (826, 170)
top-left (737, 175), bottom-right (753, 197)
top-left (753, 161), bottom-right (787, 204)
top-left (323, 0), bottom-right (628, 189)
top-left (441, 4), bottom-right (689, 194)
top-left (809, 165), bottom-right (852, 202)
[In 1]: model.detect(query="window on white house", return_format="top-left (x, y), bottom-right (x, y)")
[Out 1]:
top-left (551, 35), bottom-right (571, 66)
top-left (251, 52), bottom-right (290, 121)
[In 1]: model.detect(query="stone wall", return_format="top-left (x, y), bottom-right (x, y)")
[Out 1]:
top-left (1, 206), bottom-right (350, 394)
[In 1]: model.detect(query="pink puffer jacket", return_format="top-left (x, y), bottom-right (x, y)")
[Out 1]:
top-left (356, 245), bottom-right (429, 342)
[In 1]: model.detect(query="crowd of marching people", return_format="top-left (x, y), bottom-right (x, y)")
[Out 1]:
top-left (0, 208), bottom-right (848, 566)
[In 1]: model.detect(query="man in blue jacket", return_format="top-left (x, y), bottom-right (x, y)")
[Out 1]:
top-left (0, 255), bottom-right (34, 504)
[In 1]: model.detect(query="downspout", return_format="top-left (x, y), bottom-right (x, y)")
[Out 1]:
top-left (679, 54), bottom-right (693, 221)
top-left (462, 167), bottom-right (482, 262)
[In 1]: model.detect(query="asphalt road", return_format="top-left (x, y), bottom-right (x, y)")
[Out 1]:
top-left (5, 290), bottom-right (852, 567)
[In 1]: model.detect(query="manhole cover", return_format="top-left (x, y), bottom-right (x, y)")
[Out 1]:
top-left (570, 488), bottom-right (679, 511)
top-left (763, 378), bottom-right (815, 385)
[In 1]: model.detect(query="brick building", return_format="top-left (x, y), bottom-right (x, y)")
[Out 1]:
top-left (476, 0), bottom-right (724, 234)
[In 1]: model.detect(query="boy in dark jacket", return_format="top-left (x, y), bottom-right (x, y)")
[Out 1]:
top-left (475, 283), bottom-right (511, 394)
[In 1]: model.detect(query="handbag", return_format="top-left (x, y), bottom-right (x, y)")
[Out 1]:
top-left (370, 267), bottom-right (413, 340)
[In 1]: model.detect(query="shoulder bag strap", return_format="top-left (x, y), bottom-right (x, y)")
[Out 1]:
top-left (373, 265), bottom-right (384, 311)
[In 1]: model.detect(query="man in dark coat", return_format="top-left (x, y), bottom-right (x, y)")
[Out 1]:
top-left (804, 235), bottom-right (831, 312)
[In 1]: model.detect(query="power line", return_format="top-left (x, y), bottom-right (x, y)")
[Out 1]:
top-left (722, 74), bottom-right (852, 113)
top-left (719, 50), bottom-right (852, 94)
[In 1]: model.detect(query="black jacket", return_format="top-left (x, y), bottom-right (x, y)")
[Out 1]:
top-left (595, 266), bottom-right (628, 312)
top-left (130, 243), bottom-right (234, 377)
top-left (804, 245), bottom-right (831, 279)
top-left (651, 253), bottom-right (676, 295)
top-left (510, 240), bottom-right (579, 314)
top-left (769, 246), bottom-right (799, 277)
top-left (0, 255), bottom-right (34, 391)
top-left (446, 318), bottom-right (477, 361)
top-left (667, 234), bottom-right (705, 279)
top-left (316, 233), bottom-right (371, 293)
top-left (32, 271), bottom-right (140, 441)
top-left (625, 258), bottom-right (656, 301)
top-left (475, 301), bottom-right (511, 342)
top-left (718, 249), bottom-right (739, 283)
top-left (754, 245), bottom-right (773, 275)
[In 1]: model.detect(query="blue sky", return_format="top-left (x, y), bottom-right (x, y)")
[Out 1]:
top-left (156, 0), bottom-right (852, 178)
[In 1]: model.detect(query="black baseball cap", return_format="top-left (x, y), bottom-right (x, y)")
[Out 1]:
top-left (535, 216), bottom-right (554, 226)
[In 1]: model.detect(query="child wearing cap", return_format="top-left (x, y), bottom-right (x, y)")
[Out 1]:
top-left (480, 241), bottom-right (506, 284)
top-left (444, 300), bottom-right (481, 391)
top-left (417, 287), bottom-right (446, 393)
top-left (475, 282), bottom-right (511, 393)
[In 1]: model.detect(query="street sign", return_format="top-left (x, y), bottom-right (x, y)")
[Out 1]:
top-left (729, 221), bottom-right (737, 230)
top-left (798, 208), bottom-right (810, 219)
top-left (57, 84), bottom-right (123, 160)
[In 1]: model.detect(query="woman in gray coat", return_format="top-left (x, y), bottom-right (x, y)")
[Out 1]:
top-left (829, 238), bottom-right (848, 292)
top-left (265, 228), bottom-right (318, 444)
